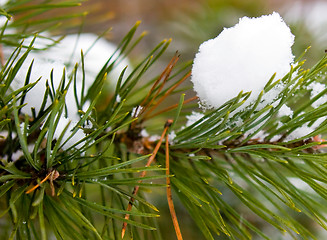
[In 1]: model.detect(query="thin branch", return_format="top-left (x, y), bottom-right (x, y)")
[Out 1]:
top-left (121, 120), bottom-right (172, 239)
top-left (25, 169), bottom-right (59, 195)
top-left (26, 171), bottom-right (52, 194)
top-left (166, 130), bottom-right (183, 240)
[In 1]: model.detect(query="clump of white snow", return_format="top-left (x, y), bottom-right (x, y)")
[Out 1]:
top-left (285, 124), bottom-right (313, 141)
top-left (257, 84), bottom-right (285, 110)
top-left (140, 129), bottom-right (149, 138)
top-left (250, 130), bottom-right (268, 142)
top-left (116, 94), bottom-right (121, 103)
top-left (308, 82), bottom-right (327, 108)
top-left (44, 33), bottom-right (131, 89)
top-left (186, 111), bottom-right (204, 127)
top-left (0, 0), bottom-right (8, 6)
top-left (7, 33), bottom-right (131, 150)
top-left (283, 116), bottom-right (327, 142)
top-left (52, 116), bottom-right (86, 150)
top-left (281, 113), bottom-right (327, 142)
top-left (131, 106), bottom-right (143, 117)
top-left (10, 57), bottom-right (67, 116)
top-left (288, 177), bottom-right (314, 193)
top-left (278, 104), bottom-right (293, 118)
top-left (10, 33), bottom-right (131, 119)
top-left (168, 131), bottom-right (176, 144)
top-left (270, 134), bottom-right (282, 142)
top-left (148, 135), bottom-right (160, 142)
top-left (191, 12), bottom-right (294, 109)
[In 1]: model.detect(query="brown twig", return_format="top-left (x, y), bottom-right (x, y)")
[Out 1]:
top-left (49, 170), bottom-right (60, 196)
top-left (26, 171), bottom-right (52, 194)
top-left (165, 130), bottom-right (183, 240)
top-left (143, 71), bottom-right (191, 119)
top-left (121, 120), bottom-right (173, 239)
top-left (26, 169), bottom-right (59, 195)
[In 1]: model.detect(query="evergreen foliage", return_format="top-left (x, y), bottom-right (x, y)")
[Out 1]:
top-left (1, 1), bottom-right (327, 239)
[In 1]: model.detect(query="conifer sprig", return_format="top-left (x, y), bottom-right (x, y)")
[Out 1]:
top-left (1, 1), bottom-right (327, 240)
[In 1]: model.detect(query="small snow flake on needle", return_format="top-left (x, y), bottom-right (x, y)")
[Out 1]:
top-left (191, 12), bottom-right (294, 109)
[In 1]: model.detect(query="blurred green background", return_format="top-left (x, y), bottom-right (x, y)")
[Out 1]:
top-left (68, 0), bottom-right (326, 64)
top-left (42, 0), bottom-right (326, 66)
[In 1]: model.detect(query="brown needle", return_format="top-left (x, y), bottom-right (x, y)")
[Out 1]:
top-left (146, 95), bottom-right (198, 120)
top-left (143, 71), bottom-right (191, 119)
top-left (26, 169), bottom-right (59, 195)
top-left (26, 171), bottom-right (52, 194)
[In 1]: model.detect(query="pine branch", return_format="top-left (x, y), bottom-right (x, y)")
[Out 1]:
top-left (2, 1), bottom-right (327, 239)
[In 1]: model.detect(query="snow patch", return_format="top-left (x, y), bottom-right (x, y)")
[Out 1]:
top-left (131, 106), bottom-right (143, 117)
top-left (285, 124), bottom-right (313, 141)
top-left (270, 134), bottom-right (282, 142)
top-left (116, 94), bottom-right (121, 103)
top-left (10, 57), bottom-right (66, 117)
top-left (278, 104), bottom-right (293, 117)
top-left (140, 129), bottom-right (149, 138)
top-left (186, 111), bottom-right (204, 127)
top-left (168, 131), bottom-right (176, 144)
top-left (5, 33), bottom-right (132, 151)
top-left (148, 135), bottom-right (160, 142)
top-left (288, 177), bottom-right (314, 193)
top-left (9, 33), bottom-right (131, 119)
top-left (191, 12), bottom-right (294, 109)
top-left (52, 116), bottom-right (86, 150)
top-left (308, 82), bottom-right (327, 108)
